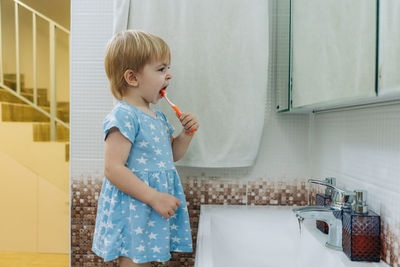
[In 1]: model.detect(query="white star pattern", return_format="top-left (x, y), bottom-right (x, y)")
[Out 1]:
top-left (134, 227), bottom-right (144, 234)
top-left (172, 237), bottom-right (181, 243)
top-left (129, 203), bottom-right (136, 211)
top-left (137, 157), bottom-right (147, 164)
top-left (151, 246), bottom-right (161, 253)
top-left (105, 183), bottom-right (113, 190)
top-left (149, 123), bottom-right (155, 130)
top-left (103, 209), bottom-right (112, 216)
top-left (121, 248), bottom-right (129, 255)
top-left (152, 173), bottom-right (159, 178)
top-left (155, 149), bottom-right (162, 155)
top-left (103, 195), bottom-right (111, 203)
top-left (147, 221), bottom-right (155, 227)
top-left (170, 224), bottom-right (178, 230)
top-left (153, 136), bottom-right (160, 142)
top-left (136, 245), bottom-right (145, 252)
top-left (139, 140), bottom-right (149, 147)
top-left (157, 161), bottom-right (166, 168)
top-left (106, 221), bottom-right (115, 229)
top-left (148, 232), bottom-right (157, 240)
top-left (124, 121), bottom-right (132, 129)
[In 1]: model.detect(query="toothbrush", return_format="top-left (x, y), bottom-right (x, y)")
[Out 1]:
top-left (160, 89), bottom-right (197, 134)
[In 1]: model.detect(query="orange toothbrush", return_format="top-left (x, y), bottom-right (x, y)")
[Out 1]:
top-left (160, 89), bottom-right (197, 134)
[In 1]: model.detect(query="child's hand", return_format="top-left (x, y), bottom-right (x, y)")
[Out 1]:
top-left (179, 112), bottom-right (199, 134)
top-left (150, 192), bottom-right (181, 219)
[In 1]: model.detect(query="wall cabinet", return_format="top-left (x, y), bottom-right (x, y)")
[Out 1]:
top-left (276, 0), bottom-right (400, 113)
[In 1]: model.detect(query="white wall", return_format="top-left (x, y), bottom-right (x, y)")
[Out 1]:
top-left (70, 0), bottom-right (115, 178)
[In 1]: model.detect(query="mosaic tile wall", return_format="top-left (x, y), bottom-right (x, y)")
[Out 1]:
top-left (71, 176), bottom-right (308, 267)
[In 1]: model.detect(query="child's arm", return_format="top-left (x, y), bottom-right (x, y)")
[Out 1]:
top-left (104, 127), bottom-right (181, 219)
top-left (171, 112), bottom-right (199, 161)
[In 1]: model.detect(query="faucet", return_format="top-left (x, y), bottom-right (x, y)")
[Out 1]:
top-left (292, 178), bottom-right (355, 251)
top-left (293, 206), bottom-right (343, 250)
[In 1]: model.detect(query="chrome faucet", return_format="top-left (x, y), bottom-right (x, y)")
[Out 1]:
top-left (293, 206), bottom-right (343, 250)
top-left (292, 178), bottom-right (356, 251)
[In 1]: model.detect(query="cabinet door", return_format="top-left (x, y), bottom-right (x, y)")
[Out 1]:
top-left (291, 0), bottom-right (377, 108)
top-left (378, 0), bottom-right (400, 95)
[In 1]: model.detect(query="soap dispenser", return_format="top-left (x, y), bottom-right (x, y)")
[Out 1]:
top-left (316, 177), bottom-right (335, 234)
top-left (342, 190), bottom-right (381, 262)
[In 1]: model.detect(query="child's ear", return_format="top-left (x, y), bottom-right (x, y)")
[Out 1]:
top-left (124, 69), bottom-right (139, 87)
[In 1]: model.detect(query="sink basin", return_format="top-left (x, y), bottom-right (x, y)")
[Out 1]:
top-left (195, 205), bottom-right (388, 267)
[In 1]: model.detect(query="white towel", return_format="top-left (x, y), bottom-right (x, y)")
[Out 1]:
top-left (113, 0), bottom-right (269, 167)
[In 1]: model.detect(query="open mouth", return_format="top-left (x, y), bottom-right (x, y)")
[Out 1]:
top-left (159, 86), bottom-right (168, 96)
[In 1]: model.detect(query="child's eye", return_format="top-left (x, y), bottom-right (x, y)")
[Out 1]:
top-left (158, 66), bottom-right (170, 72)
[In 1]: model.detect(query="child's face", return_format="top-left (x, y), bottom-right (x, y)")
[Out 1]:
top-left (137, 59), bottom-right (172, 105)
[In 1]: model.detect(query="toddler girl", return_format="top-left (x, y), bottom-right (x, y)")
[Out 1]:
top-left (92, 30), bottom-right (199, 267)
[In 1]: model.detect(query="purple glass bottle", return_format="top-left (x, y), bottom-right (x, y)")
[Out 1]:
top-left (342, 190), bottom-right (381, 262)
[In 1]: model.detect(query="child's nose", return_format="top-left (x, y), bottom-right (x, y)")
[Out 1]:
top-left (166, 70), bottom-right (172, 80)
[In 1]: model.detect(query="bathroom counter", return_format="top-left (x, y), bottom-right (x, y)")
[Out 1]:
top-left (195, 205), bottom-right (389, 267)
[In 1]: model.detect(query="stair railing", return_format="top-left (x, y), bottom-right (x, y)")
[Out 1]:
top-left (0, 0), bottom-right (70, 141)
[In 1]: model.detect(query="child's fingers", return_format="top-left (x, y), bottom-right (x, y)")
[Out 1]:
top-left (185, 120), bottom-right (198, 131)
top-left (179, 113), bottom-right (190, 123)
top-left (182, 117), bottom-right (193, 128)
top-left (182, 114), bottom-right (197, 126)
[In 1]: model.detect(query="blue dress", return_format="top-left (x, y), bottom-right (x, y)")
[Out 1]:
top-left (92, 101), bottom-right (193, 263)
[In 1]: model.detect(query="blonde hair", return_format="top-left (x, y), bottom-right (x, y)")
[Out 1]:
top-left (104, 30), bottom-right (171, 100)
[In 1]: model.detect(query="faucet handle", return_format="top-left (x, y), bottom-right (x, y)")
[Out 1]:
top-left (308, 178), bottom-right (355, 210)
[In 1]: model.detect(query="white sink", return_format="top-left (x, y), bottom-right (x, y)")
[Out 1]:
top-left (195, 205), bottom-right (388, 267)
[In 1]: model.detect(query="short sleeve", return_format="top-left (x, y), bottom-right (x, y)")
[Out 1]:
top-left (103, 108), bottom-right (138, 143)
top-left (157, 110), bottom-right (175, 136)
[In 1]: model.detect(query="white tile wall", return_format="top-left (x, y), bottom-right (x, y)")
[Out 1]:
top-left (310, 103), bottom-right (400, 224)
top-left (70, 0), bottom-right (114, 177)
